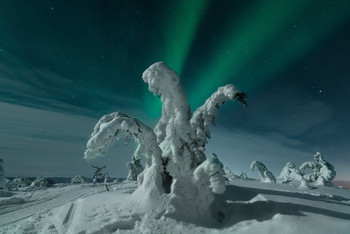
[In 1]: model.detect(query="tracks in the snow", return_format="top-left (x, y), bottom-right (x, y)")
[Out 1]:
top-left (0, 186), bottom-right (89, 226)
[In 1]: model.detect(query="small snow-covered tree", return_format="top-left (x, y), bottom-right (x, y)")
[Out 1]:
top-left (104, 173), bottom-right (110, 183)
top-left (31, 177), bottom-right (54, 187)
top-left (240, 172), bottom-right (248, 180)
top-left (91, 165), bottom-right (107, 184)
top-left (71, 175), bottom-right (89, 184)
top-left (300, 152), bottom-right (335, 186)
top-left (250, 161), bottom-right (276, 183)
top-left (278, 162), bottom-right (309, 189)
top-left (224, 167), bottom-right (239, 181)
top-left (126, 156), bottom-right (144, 181)
top-left (84, 62), bottom-right (247, 221)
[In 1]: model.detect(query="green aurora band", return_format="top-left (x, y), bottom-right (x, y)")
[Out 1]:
top-left (144, 0), bottom-right (209, 117)
top-left (189, 1), bottom-right (350, 109)
top-left (143, 0), bottom-right (350, 118)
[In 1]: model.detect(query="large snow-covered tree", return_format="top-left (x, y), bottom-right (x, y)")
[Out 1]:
top-left (300, 152), bottom-right (336, 186)
top-left (278, 162), bottom-right (309, 189)
top-left (84, 62), bottom-right (247, 221)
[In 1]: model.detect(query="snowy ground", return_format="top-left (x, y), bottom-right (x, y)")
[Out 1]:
top-left (0, 180), bottom-right (349, 234)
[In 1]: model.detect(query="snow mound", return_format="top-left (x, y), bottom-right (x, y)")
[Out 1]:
top-left (71, 175), bottom-right (89, 184)
top-left (31, 177), bottom-right (54, 187)
top-left (1, 181), bottom-right (350, 233)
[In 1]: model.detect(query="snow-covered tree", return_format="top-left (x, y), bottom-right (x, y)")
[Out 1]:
top-left (71, 175), bottom-right (89, 184)
top-left (250, 161), bottom-right (276, 183)
top-left (278, 162), bottom-right (309, 189)
top-left (84, 62), bottom-right (247, 221)
top-left (6, 176), bottom-right (31, 190)
top-left (104, 173), bottom-right (110, 183)
top-left (126, 156), bottom-right (144, 181)
top-left (31, 177), bottom-right (54, 187)
top-left (91, 165), bottom-right (107, 184)
top-left (300, 152), bottom-right (336, 186)
top-left (240, 172), bottom-right (248, 180)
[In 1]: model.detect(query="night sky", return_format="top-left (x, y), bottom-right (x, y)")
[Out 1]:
top-left (1, 0), bottom-right (349, 180)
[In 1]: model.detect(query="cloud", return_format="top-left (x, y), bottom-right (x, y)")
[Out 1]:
top-left (0, 59), bottom-right (143, 117)
top-left (237, 85), bottom-right (334, 137)
top-left (0, 102), bottom-right (140, 178)
top-left (206, 126), bottom-right (314, 178)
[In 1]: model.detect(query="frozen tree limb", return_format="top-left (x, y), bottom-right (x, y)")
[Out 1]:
top-left (191, 85), bottom-right (247, 151)
top-left (84, 112), bottom-right (162, 166)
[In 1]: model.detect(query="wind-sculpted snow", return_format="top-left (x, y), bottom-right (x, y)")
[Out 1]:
top-left (2, 182), bottom-right (350, 233)
top-left (84, 62), bottom-right (247, 222)
top-left (251, 161), bottom-right (276, 183)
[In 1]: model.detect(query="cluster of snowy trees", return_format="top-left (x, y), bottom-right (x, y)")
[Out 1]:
top-left (278, 152), bottom-right (336, 188)
top-left (246, 152), bottom-right (336, 188)
top-left (224, 167), bottom-right (248, 181)
top-left (84, 62), bottom-right (248, 220)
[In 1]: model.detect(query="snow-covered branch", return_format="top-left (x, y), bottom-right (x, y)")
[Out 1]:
top-left (190, 85), bottom-right (246, 149)
top-left (84, 112), bottom-right (162, 166)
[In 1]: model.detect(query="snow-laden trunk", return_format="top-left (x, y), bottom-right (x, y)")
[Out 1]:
top-left (142, 62), bottom-right (244, 220)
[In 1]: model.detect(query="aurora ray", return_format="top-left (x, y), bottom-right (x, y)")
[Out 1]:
top-left (144, 0), bottom-right (209, 117)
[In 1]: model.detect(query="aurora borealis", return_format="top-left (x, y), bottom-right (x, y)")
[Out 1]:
top-left (0, 0), bottom-right (350, 180)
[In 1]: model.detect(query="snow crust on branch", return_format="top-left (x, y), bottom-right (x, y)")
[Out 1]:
top-left (191, 84), bottom-right (239, 149)
top-left (250, 161), bottom-right (276, 183)
top-left (142, 62), bottom-right (195, 177)
top-left (84, 112), bottom-right (162, 166)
